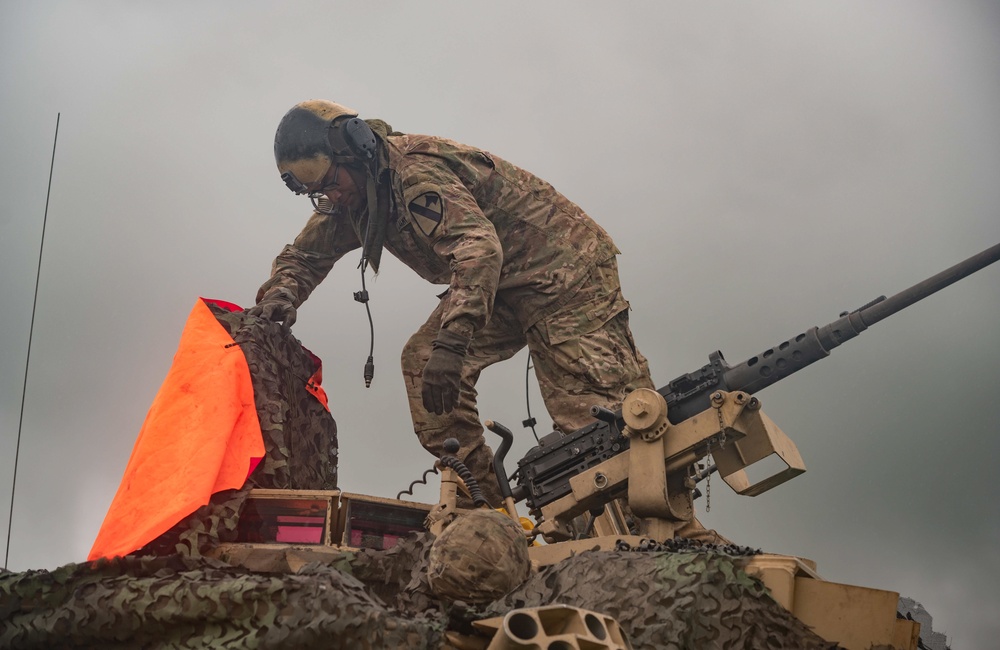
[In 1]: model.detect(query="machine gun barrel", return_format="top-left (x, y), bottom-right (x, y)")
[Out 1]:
top-left (856, 241), bottom-right (1000, 326)
top-left (663, 242), bottom-right (1000, 423)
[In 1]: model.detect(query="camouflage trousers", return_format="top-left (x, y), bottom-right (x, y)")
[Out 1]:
top-left (402, 258), bottom-right (653, 507)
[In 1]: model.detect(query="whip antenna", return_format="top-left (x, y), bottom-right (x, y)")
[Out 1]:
top-left (5, 113), bottom-right (60, 570)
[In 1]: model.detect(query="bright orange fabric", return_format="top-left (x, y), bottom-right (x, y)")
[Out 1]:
top-left (305, 368), bottom-right (329, 411)
top-left (88, 299), bottom-right (265, 560)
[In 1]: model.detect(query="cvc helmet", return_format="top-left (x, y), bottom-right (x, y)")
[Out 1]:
top-left (273, 100), bottom-right (377, 194)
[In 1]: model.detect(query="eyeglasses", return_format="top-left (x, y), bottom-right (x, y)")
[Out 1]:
top-left (308, 163), bottom-right (341, 214)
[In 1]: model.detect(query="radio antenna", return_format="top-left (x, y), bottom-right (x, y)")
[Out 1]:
top-left (5, 113), bottom-right (60, 570)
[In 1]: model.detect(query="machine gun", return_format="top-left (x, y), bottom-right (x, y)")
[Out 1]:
top-left (502, 242), bottom-right (1000, 544)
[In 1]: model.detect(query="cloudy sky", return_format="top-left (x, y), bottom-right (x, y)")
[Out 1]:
top-left (2, 1), bottom-right (998, 645)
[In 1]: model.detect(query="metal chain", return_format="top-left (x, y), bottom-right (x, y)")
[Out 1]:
top-left (715, 399), bottom-right (727, 450)
top-left (706, 394), bottom-right (730, 513)
top-left (706, 456), bottom-right (711, 511)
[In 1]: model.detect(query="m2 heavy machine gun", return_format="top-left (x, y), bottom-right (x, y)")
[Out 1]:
top-left (502, 242), bottom-right (1000, 545)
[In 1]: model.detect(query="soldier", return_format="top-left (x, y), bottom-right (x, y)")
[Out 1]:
top-left (250, 100), bottom-right (653, 507)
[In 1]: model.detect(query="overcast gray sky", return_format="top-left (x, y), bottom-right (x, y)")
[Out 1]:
top-left (2, 1), bottom-right (998, 646)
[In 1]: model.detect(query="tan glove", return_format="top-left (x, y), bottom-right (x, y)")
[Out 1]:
top-left (421, 329), bottom-right (471, 415)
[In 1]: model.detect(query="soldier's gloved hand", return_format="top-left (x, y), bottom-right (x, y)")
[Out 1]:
top-left (422, 329), bottom-right (471, 415)
top-left (247, 287), bottom-right (298, 328)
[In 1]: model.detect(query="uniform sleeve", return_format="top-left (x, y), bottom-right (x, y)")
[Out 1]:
top-left (255, 211), bottom-right (362, 307)
top-left (402, 168), bottom-right (502, 338)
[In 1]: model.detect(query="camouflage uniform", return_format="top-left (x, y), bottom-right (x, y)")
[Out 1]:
top-left (258, 134), bottom-right (652, 505)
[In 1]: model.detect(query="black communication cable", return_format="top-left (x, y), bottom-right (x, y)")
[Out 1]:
top-left (355, 170), bottom-right (378, 388)
top-left (356, 254), bottom-right (375, 387)
top-left (6, 113), bottom-right (60, 570)
top-left (523, 352), bottom-right (540, 442)
top-left (314, 190), bottom-right (376, 388)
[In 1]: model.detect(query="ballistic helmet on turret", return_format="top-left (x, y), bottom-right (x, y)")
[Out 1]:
top-left (427, 509), bottom-right (530, 603)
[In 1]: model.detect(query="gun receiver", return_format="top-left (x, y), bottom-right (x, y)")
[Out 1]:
top-left (512, 242), bottom-right (1000, 537)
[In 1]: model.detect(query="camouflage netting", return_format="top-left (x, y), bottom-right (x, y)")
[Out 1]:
top-left (0, 535), bottom-right (840, 650)
top-left (0, 553), bottom-right (445, 649)
top-left (140, 305), bottom-right (338, 558)
top-left (213, 305), bottom-right (338, 492)
top-left (476, 550), bottom-right (840, 650)
top-left (349, 531), bottom-right (441, 615)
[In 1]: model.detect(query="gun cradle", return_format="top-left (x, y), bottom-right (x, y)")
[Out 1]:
top-left (535, 389), bottom-right (806, 542)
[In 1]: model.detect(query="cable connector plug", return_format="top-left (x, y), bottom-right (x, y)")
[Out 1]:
top-left (364, 355), bottom-right (375, 388)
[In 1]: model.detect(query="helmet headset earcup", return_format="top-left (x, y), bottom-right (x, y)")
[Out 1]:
top-left (338, 117), bottom-right (376, 161)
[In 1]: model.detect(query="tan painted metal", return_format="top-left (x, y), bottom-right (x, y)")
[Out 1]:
top-left (536, 390), bottom-right (805, 542)
top-left (744, 555), bottom-right (919, 650)
top-left (208, 488), bottom-right (435, 567)
top-left (590, 500), bottom-right (631, 537)
top-left (744, 554), bottom-right (821, 610)
top-left (235, 488), bottom-right (340, 545)
top-left (793, 577), bottom-right (918, 650)
top-left (473, 604), bottom-right (631, 650)
top-left (426, 464), bottom-right (462, 536)
top-left (712, 402), bottom-right (806, 496)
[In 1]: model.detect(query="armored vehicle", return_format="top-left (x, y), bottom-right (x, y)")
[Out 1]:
top-left (4, 243), bottom-right (996, 649)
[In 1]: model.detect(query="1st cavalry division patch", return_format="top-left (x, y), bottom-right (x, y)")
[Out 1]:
top-left (409, 192), bottom-right (443, 236)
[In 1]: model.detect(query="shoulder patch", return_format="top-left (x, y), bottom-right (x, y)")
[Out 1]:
top-left (408, 191), bottom-right (443, 237)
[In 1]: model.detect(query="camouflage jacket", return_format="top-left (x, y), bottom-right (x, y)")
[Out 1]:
top-left (258, 135), bottom-right (619, 338)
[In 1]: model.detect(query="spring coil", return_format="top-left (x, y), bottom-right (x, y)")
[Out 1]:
top-left (396, 467), bottom-right (439, 500)
top-left (438, 456), bottom-right (489, 508)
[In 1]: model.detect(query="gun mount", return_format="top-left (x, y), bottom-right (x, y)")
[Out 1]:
top-left (509, 242), bottom-right (1000, 542)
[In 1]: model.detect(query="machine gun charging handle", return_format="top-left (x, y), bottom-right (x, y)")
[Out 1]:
top-left (484, 419), bottom-right (523, 524)
top-left (590, 405), bottom-right (619, 425)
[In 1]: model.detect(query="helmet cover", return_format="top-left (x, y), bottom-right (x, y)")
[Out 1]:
top-left (427, 509), bottom-right (531, 603)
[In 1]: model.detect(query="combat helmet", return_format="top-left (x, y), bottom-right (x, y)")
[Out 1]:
top-left (427, 509), bottom-right (531, 603)
top-left (273, 100), bottom-right (378, 195)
